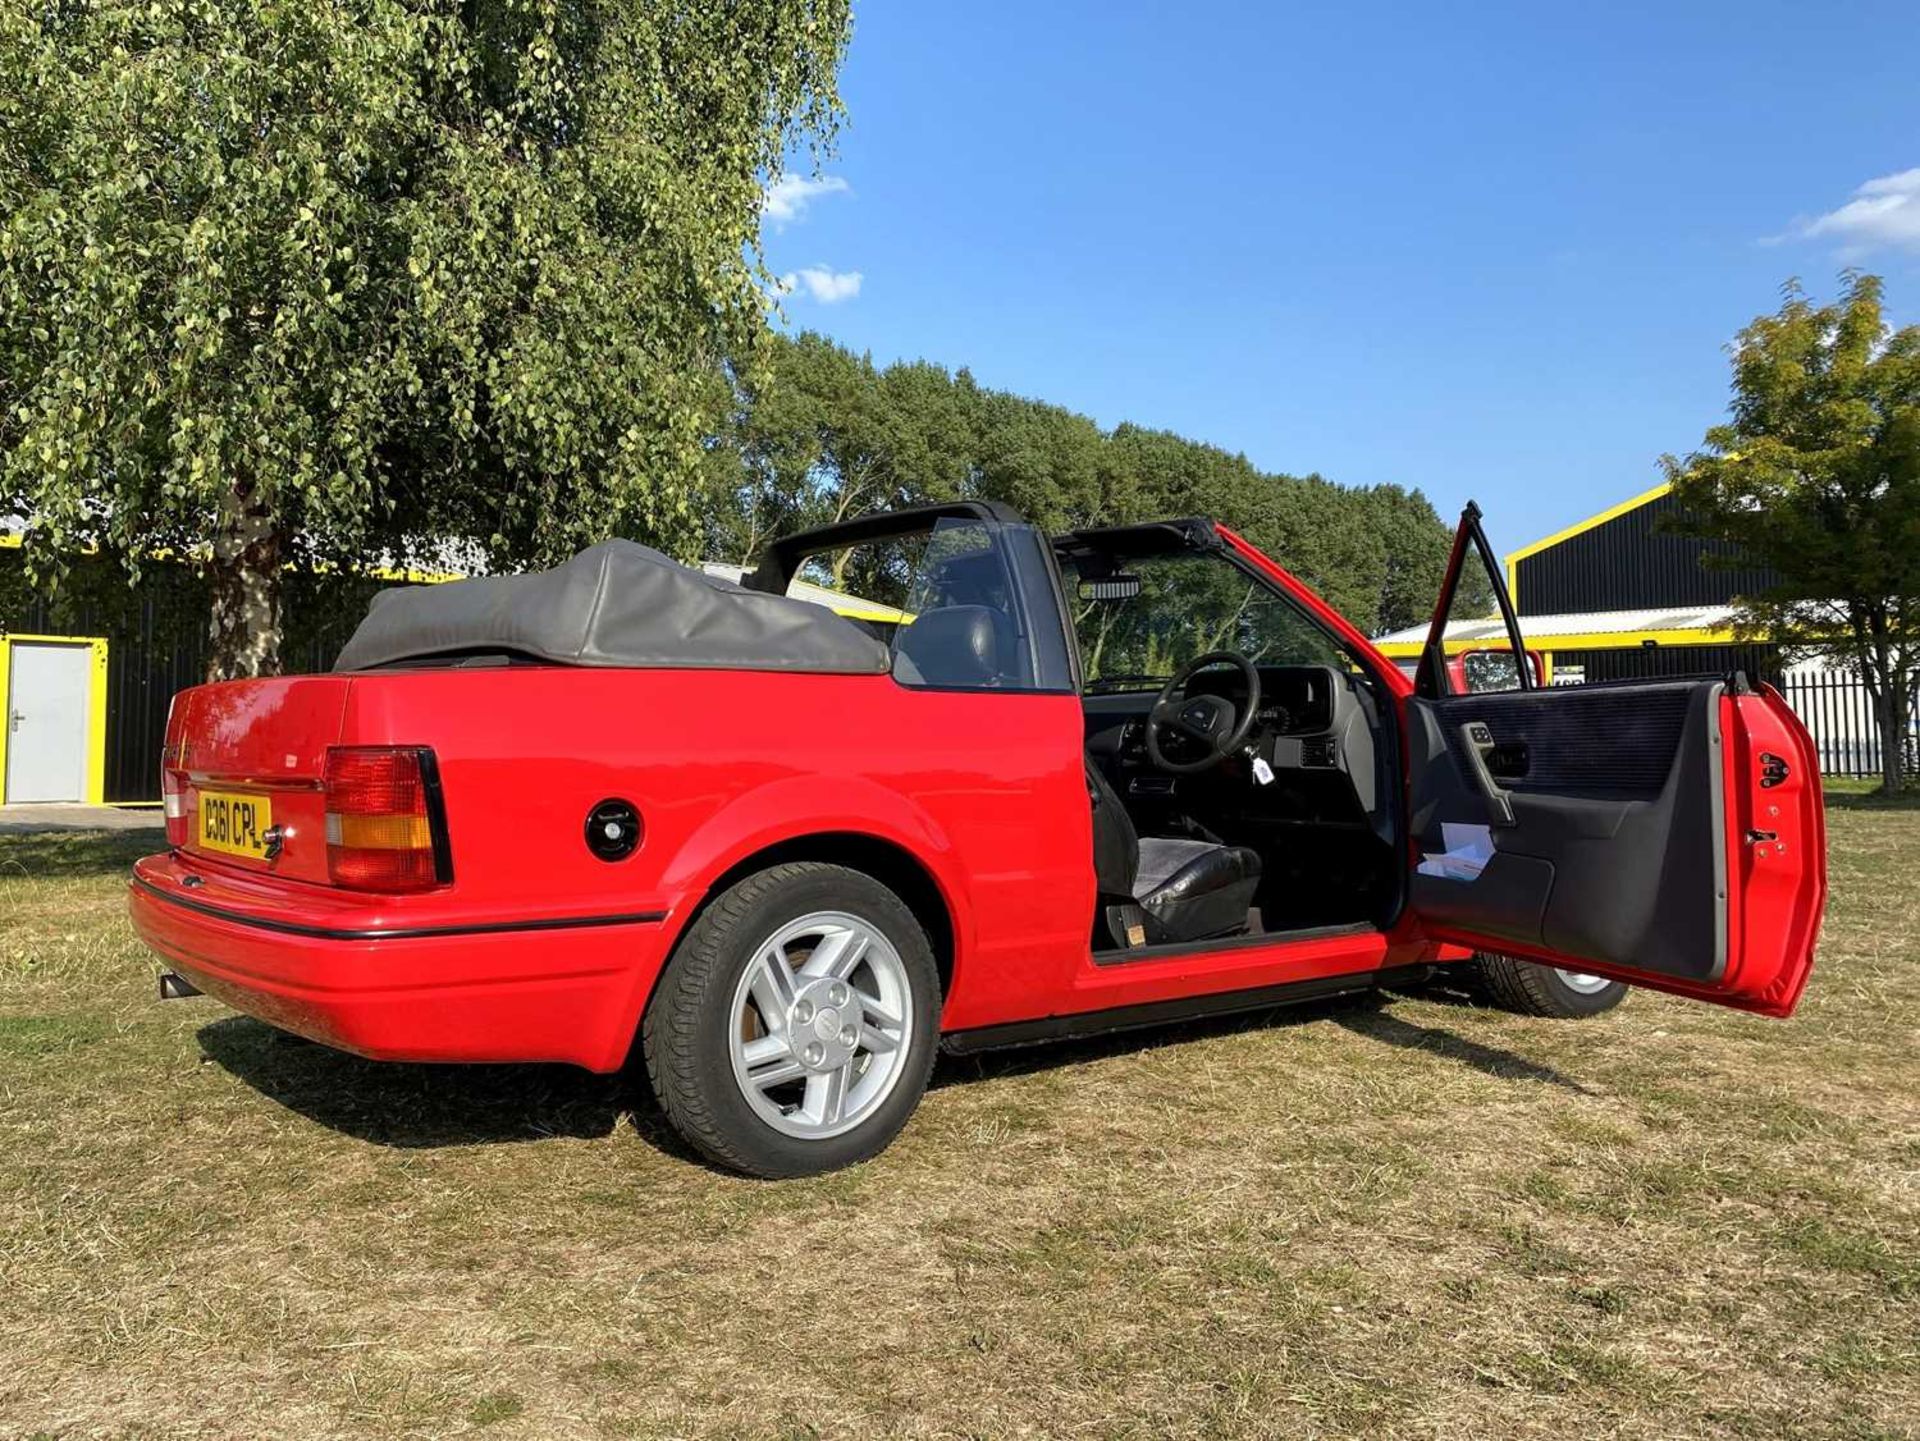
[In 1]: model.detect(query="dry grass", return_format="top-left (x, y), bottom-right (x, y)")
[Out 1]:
top-left (1, 807), bottom-right (1915, 1440)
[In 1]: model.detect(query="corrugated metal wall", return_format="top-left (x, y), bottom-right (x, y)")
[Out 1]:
top-left (1514, 492), bottom-right (1777, 612)
top-left (1548, 642), bottom-right (1782, 688)
top-left (94, 595), bottom-right (210, 803)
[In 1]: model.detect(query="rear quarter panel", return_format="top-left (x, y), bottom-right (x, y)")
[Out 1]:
top-left (342, 668), bottom-right (1093, 1031)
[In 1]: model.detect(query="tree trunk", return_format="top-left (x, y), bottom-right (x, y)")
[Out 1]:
top-left (825, 464), bottom-right (876, 587)
top-left (1864, 637), bottom-right (1905, 793)
top-left (1876, 684), bottom-right (1901, 792)
top-left (737, 506), bottom-right (764, 568)
top-left (206, 477), bottom-right (284, 682)
top-left (1889, 657), bottom-right (1912, 792)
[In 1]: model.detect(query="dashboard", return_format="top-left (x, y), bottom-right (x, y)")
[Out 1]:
top-left (1096, 664), bottom-right (1373, 785)
top-left (1188, 664), bottom-right (1338, 738)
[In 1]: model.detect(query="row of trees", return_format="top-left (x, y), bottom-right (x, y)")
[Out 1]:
top-left (711, 331), bottom-right (1461, 637)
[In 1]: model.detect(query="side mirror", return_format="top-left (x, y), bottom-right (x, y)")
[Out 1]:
top-left (1456, 647), bottom-right (1545, 693)
top-left (1078, 574), bottom-right (1142, 602)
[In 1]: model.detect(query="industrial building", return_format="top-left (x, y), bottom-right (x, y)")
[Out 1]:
top-left (1372, 481), bottom-right (1780, 687)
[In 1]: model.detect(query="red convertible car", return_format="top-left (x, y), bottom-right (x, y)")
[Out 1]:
top-left (131, 502), bottom-right (1825, 1176)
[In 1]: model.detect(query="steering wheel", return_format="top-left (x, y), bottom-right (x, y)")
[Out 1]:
top-left (1146, 651), bottom-right (1262, 775)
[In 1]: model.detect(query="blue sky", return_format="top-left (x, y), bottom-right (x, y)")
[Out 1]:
top-left (761, 0), bottom-right (1920, 564)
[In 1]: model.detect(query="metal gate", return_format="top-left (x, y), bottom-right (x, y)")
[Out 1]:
top-left (1780, 668), bottom-right (1920, 779)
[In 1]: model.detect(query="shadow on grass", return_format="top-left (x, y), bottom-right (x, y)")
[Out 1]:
top-left (0, 829), bottom-right (161, 879)
top-left (201, 987), bottom-right (1589, 1160)
top-left (1330, 1004), bottom-right (1594, 1093)
top-left (928, 992), bottom-right (1350, 1089)
top-left (929, 989), bottom-right (1588, 1094)
top-left (196, 1016), bottom-right (706, 1164)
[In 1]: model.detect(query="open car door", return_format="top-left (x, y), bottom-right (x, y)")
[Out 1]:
top-left (1403, 505), bottom-right (1825, 1017)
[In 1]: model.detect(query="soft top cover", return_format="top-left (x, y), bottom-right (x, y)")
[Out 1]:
top-left (332, 540), bottom-right (892, 674)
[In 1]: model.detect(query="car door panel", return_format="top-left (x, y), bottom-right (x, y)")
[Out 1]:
top-left (1404, 504), bottom-right (1824, 1018)
top-left (1408, 680), bottom-right (1727, 983)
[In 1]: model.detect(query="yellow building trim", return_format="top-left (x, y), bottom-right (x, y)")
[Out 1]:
top-left (86, 638), bottom-right (109, 804)
top-left (1504, 480), bottom-right (1673, 607)
top-left (310, 556), bottom-right (467, 585)
top-left (0, 633), bottom-right (111, 805)
top-left (1373, 625), bottom-right (1740, 660)
top-left (828, 602), bottom-right (909, 623)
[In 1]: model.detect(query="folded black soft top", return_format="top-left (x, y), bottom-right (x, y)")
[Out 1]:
top-left (332, 540), bottom-right (892, 675)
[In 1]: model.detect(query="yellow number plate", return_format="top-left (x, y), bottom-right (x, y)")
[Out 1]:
top-left (199, 791), bottom-right (272, 859)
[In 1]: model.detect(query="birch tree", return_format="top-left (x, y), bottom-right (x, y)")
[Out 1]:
top-left (1, 0), bottom-right (851, 678)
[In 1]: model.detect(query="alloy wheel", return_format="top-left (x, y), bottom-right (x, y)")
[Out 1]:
top-left (726, 910), bottom-right (914, 1140)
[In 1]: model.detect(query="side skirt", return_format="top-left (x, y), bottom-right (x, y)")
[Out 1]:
top-left (938, 964), bottom-right (1432, 1056)
top-left (1092, 919), bottom-right (1375, 967)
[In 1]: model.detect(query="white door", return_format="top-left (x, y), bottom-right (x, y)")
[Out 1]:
top-left (6, 643), bottom-right (92, 803)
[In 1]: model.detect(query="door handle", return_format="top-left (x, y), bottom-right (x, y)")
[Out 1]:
top-left (8, 710), bottom-right (22, 732)
top-left (1459, 721), bottom-right (1517, 826)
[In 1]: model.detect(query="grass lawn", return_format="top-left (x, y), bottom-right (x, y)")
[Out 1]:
top-left (1, 803), bottom-right (1915, 1440)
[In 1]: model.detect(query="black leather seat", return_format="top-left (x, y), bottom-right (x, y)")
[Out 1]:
top-left (1087, 762), bottom-right (1262, 945)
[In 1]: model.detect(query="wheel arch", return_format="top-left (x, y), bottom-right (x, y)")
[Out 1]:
top-left (687, 832), bottom-right (958, 1000)
top-left (615, 826), bottom-right (964, 1072)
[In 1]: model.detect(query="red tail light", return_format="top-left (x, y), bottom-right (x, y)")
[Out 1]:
top-left (162, 764), bottom-right (188, 847)
top-left (323, 747), bottom-right (450, 892)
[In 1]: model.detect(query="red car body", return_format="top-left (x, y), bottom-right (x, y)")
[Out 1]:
top-left (130, 517), bottom-right (1826, 1077)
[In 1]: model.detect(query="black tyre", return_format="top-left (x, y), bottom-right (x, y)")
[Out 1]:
top-left (642, 862), bottom-right (941, 1178)
top-left (1472, 952), bottom-right (1628, 1018)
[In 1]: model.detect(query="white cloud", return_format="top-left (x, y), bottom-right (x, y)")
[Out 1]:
top-left (762, 173), bottom-right (849, 229)
top-left (772, 265), bottom-right (863, 305)
top-left (1797, 167), bottom-right (1920, 253)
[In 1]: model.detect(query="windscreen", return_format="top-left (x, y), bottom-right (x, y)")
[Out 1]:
top-left (1059, 551), bottom-right (1348, 692)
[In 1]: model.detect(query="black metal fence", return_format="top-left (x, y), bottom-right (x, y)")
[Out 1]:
top-left (1780, 669), bottom-right (1920, 778)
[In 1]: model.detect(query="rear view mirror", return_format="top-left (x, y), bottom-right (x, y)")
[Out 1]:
top-left (1078, 574), bottom-right (1142, 602)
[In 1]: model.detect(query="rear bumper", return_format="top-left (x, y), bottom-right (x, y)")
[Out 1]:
top-left (128, 855), bottom-right (676, 1073)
